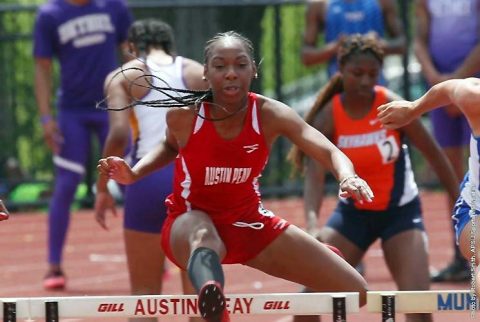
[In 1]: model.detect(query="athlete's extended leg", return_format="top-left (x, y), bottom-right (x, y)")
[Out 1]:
top-left (168, 211), bottom-right (228, 322)
top-left (246, 225), bottom-right (368, 305)
top-left (459, 215), bottom-right (480, 295)
top-left (291, 226), bottom-right (366, 322)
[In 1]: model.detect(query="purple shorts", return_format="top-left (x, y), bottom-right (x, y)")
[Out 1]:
top-left (123, 160), bottom-right (174, 233)
top-left (429, 108), bottom-right (470, 148)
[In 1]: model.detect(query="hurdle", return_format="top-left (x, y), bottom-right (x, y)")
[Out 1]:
top-left (2, 290), bottom-right (475, 321)
top-left (0, 292), bottom-right (359, 321)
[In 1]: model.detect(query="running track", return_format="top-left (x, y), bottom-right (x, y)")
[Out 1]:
top-left (0, 191), bottom-right (471, 321)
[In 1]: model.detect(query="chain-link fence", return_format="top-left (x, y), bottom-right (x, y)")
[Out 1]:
top-left (0, 0), bottom-right (419, 209)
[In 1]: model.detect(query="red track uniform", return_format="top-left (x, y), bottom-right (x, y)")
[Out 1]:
top-left (162, 93), bottom-right (289, 266)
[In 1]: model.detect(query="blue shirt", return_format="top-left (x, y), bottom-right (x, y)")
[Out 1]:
top-left (325, 0), bottom-right (385, 76)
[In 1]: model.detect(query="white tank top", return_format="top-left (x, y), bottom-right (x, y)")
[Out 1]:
top-left (130, 56), bottom-right (186, 158)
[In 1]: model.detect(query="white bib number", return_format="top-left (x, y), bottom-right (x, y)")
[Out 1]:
top-left (376, 136), bottom-right (399, 164)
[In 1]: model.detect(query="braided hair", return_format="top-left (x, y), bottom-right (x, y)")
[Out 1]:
top-left (288, 33), bottom-right (384, 172)
top-left (127, 19), bottom-right (176, 56)
top-left (99, 30), bottom-right (256, 121)
top-left (204, 30), bottom-right (255, 64)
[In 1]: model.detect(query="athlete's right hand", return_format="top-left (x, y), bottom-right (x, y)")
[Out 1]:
top-left (94, 190), bottom-right (117, 230)
top-left (338, 175), bottom-right (374, 203)
top-left (42, 119), bottom-right (64, 154)
top-left (97, 156), bottom-right (135, 185)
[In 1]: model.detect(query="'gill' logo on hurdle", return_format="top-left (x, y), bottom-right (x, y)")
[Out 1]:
top-left (98, 303), bottom-right (125, 312)
top-left (437, 293), bottom-right (480, 311)
top-left (263, 301), bottom-right (290, 310)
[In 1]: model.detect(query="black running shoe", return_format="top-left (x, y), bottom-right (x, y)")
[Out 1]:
top-left (198, 281), bottom-right (229, 322)
top-left (430, 260), bottom-right (470, 282)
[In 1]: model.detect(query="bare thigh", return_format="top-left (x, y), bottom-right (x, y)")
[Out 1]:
top-left (245, 225), bottom-right (367, 305)
top-left (168, 210), bottom-right (226, 269)
top-left (319, 226), bottom-right (365, 267)
top-left (459, 215), bottom-right (480, 263)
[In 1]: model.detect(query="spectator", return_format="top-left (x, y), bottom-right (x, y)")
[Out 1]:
top-left (302, 0), bottom-right (406, 77)
top-left (94, 19), bottom-right (206, 322)
top-left (414, 0), bottom-right (480, 282)
top-left (33, 0), bottom-right (132, 290)
top-left (290, 34), bottom-right (458, 322)
top-left (98, 31), bottom-right (371, 322)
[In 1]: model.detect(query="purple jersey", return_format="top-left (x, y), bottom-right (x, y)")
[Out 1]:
top-left (33, 0), bottom-right (132, 110)
top-left (428, 0), bottom-right (480, 73)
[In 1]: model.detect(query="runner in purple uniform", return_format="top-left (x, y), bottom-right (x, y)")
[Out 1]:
top-left (33, 0), bottom-right (132, 290)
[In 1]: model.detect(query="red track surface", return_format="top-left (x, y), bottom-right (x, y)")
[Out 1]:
top-left (0, 191), bottom-right (472, 321)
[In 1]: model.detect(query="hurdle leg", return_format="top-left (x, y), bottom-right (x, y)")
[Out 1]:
top-left (381, 294), bottom-right (395, 322)
top-left (45, 301), bottom-right (58, 322)
top-left (332, 295), bottom-right (346, 322)
top-left (3, 302), bottom-right (16, 322)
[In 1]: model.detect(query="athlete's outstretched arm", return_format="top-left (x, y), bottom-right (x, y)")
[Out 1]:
top-left (378, 78), bottom-right (480, 131)
top-left (262, 97), bottom-right (373, 202)
top-left (97, 126), bottom-right (178, 186)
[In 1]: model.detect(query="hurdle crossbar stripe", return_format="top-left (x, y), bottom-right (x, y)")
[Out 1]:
top-left (0, 292), bottom-right (358, 319)
top-left (368, 290), bottom-right (477, 314)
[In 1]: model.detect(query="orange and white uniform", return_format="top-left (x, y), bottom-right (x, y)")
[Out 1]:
top-left (332, 86), bottom-right (419, 211)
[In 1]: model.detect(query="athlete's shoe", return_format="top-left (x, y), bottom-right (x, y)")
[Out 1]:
top-left (43, 270), bottom-right (66, 290)
top-left (430, 260), bottom-right (470, 282)
top-left (198, 281), bottom-right (230, 322)
top-left (0, 212), bottom-right (8, 221)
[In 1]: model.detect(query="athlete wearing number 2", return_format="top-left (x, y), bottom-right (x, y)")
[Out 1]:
top-left (289, 34), bottom-right (459, 322)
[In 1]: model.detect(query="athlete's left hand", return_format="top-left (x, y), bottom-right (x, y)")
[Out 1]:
top-left (339, 176), bottom-right (374, 203)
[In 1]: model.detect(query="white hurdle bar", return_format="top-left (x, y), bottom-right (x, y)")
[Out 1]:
top-left (368, 290), bottom-right (477, 315)
top-left (0, 292), bottom-right (359, 321)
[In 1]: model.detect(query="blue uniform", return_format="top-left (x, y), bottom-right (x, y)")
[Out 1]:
top-left (453, 135), bottom-right (480, 243)
top-left (325, 0), bottom-right (384, 76)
